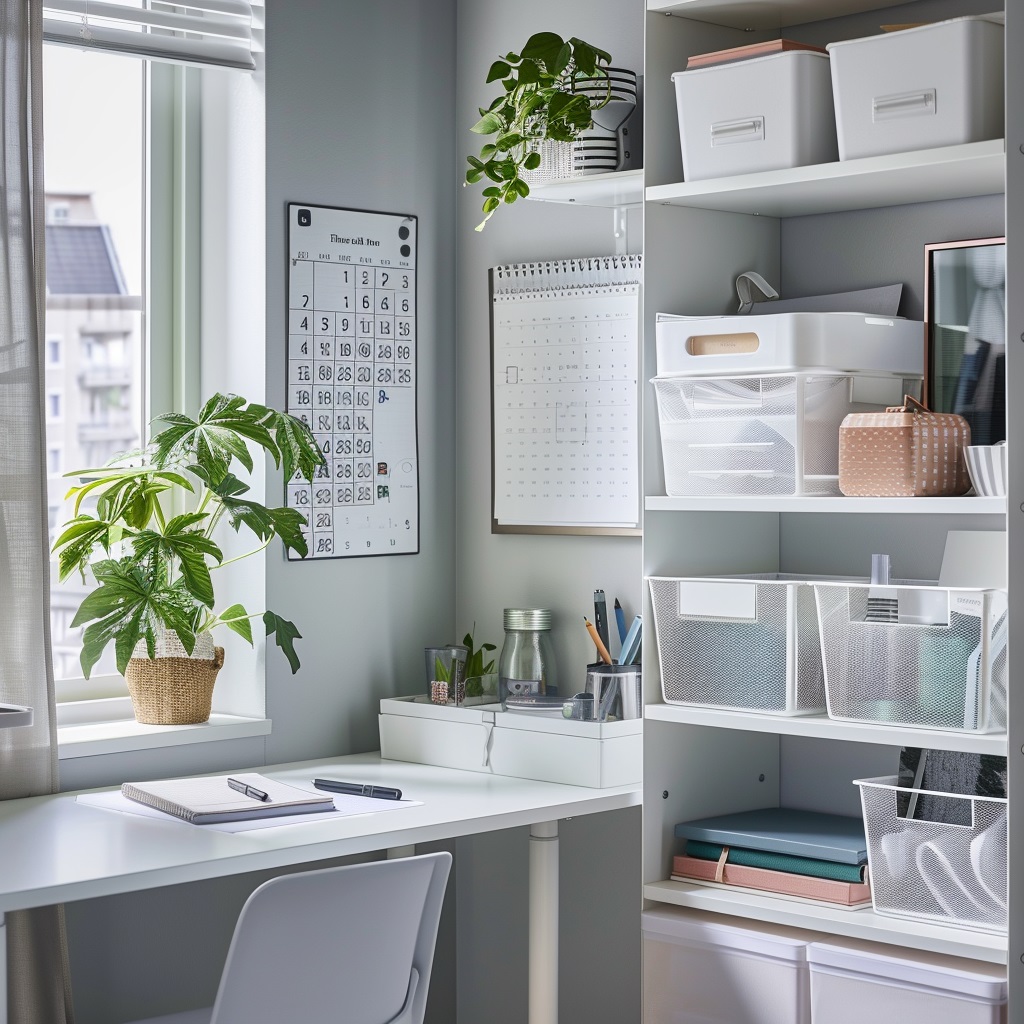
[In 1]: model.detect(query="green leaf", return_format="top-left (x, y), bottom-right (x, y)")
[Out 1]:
top-left (496, 131), bottom-right (525, 149)
top-left (573, 41), bottom-right (597, 75)
top-left (248, 405), bottom-right (326, 483)
top-left (264, 610), bottom-right (302, 674)
top-left (513, 178), bottom-right (531, 198)
top-left (486, 59), bottom-right (511, 83)
top-left (480, 144), bottom-right (497, 159)
top-left (433, 655), bottom-right (449, 682)
top-left (219, 603), bottom-right (254, 645)
top-left (482, 186), bottom-right (501, 197)
top-left (517, 59), bottom-right (540, 85)
top-left (483, 162), bottom-right (505, 182)
top-left (521, 31), bottom-right (565, 69)
top-left (465, 167), bottom-right (484, 184)
top-left (470, 110), bottom-right (504, 135)
top-left (482, 197), bottom-right (500, 214)
top-left (132, 515), bottom-right (222, 609)
top-left (552, 42), bottom-right (572, 75)
top-left (524, 152), bottom-right (541, 170)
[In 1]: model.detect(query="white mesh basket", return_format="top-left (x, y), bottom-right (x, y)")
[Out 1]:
top-left (857, 776), bottom-right (1007, 933)
top-left (651, 373), bottom-right (917, 497)
top-left (648, 574), bottom-right (838, 715)
top-left (814, 582), bottom-right (1007, 732)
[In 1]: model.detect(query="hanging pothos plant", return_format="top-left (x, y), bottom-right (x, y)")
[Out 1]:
top-left (465, 32), bottom-right (611, 230)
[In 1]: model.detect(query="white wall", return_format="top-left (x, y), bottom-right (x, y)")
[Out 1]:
top-left (453, 3), bottom-right (644, 1022)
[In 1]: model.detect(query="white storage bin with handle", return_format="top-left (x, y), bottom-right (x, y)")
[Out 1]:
top-left (807, 938), bottom-right (1007, 1024)
top-left (827, 15), bottom-right (1004, 161)
top-left (671, 51), bottom-right (837, 181)
top-left (856, 775), bottom-right (1008, 933)
top-left (642, 906), bottom-right (815, 1024)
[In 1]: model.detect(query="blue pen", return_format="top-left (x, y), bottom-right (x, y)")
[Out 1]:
top-left (614, 598), bottom-right (627, 645)
top-left (620, 614), bottom-right (642, 666)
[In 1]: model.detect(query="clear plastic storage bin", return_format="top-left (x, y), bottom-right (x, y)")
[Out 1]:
top-left (649, 574), bottom-right (839, 715)
top-left (651, 372), bottom-right (920, 496)
top-left (856, 776), bottom-right (1007, 933)
top-left (813, 582), bottom-right (1007, 732)
top-left (827, 16), bottom-right (1004, 161)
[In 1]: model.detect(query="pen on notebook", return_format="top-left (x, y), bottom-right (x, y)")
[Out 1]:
top-left (227, 778), bottom-right (270, 802)
top-left (313, 779), bottom-right (403, 801)
top-left (593, 590), bottom-right (610, 650)
top-left (614, 598), bottom-right (627, 645)
top-left (584, 616), bottom-right (613, 665)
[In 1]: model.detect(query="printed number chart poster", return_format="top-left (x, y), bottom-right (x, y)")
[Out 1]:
top-left (286, 204), bottom-right (418, 558)
top-left (491, 256), bottom-right (641, 533)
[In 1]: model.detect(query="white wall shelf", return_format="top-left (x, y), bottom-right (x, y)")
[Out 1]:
top-left (645, 704), bottom-right (1008, 755)
top-left (525, 169), bottom-right (643, 208)
top-left (645, 495), bottom-right (1007, 515)
top-left (645, 140), bottom-right (1005, 218)
top-left (643, 879), bottom-right (1008, 964)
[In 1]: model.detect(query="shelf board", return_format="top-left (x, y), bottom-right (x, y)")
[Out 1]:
top-left (645, 140), bottom-right (1004, 217)
top-left (524, 169), bottom-right (643, 208)
top-left (644, 704), bottom-right (1008, 754)
top-left (643, 880), bottom-right (1007, 963)
top-left (644, 495), bottom-right (1006, 515)
top-left (647, 0), bottom-right (971, 29)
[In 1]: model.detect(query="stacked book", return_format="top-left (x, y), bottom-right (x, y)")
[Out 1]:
top-left (672, 808), bottom-right (870, 908)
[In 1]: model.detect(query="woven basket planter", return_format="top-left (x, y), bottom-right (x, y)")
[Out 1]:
top-left (124, 631), bottom-right (225, 725)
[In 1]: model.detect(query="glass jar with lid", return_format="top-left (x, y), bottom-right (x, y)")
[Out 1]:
top-left (498, 608), bottom-right (557, 708)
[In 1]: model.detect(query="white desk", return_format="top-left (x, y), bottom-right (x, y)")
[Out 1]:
top-left (0, 752), bottom-right (641, 1024)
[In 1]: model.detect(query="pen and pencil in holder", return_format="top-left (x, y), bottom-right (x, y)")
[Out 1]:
top-left (580, 663), bottom-right (643, 721)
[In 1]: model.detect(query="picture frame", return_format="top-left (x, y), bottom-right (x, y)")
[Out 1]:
top-left (924, 236), bottom-right (1005, 445)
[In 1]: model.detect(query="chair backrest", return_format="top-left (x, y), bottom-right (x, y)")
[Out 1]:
top-left (209, 851), bottom-right (452, 1024)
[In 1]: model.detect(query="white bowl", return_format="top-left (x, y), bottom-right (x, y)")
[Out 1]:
top-left (965, 443), bottom-right (1007, 496)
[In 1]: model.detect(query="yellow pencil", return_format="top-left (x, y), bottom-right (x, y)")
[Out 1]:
top-left (584, 616), bottom-right (613, 665)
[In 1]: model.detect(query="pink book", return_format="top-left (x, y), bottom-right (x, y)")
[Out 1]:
top-left (672, 854), bottom-right (872, 907)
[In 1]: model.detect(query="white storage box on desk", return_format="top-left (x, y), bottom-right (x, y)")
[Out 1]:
top-left (642, 906), bottom-right (816, 1024)
top-left (813, 581), bottom-right (1007, 733)
top-left (378, 696), bottom-right (641, 788)
top-left (827, 15), bottom-right (1004, 161)
top-left (807, 938), bottom-right (1007, 1024)
top-left (649, 574), bottom-right (844, 715)
top-left (855, 776), bottom-right (1007, 934)
top-left (651, 372), bottom-right (921, 496)
top-left (671, 51), bottom-right (837, 180)
top-left (655, 311), bottom-right (925, 378)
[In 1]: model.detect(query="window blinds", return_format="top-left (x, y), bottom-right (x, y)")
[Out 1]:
top-left (42, 1), bottom-right (257, 71)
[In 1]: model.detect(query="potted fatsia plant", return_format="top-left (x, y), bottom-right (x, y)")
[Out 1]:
top-left (52, 393), bottom-right (327, 725)
top-left (465, 31), bottom-right (612, 229)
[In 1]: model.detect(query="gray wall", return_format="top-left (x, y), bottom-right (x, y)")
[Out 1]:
top-left (64, 2), bottom-right (460, 1020)
top-left (453, 3), bottom-right (644, 1023)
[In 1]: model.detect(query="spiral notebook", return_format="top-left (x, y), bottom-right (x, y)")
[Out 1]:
top-left (490, 256), bottom-right (642, 534)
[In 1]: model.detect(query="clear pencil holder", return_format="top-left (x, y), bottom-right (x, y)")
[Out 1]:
top-left (425, 645), bottom-right (468, 706)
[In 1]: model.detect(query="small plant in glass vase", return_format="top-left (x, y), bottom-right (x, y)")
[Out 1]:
top-left (465, 32), bottom-right (611, 230)
top-left (463, 629), bottom-right (498, 702)
top-left (52, 394), bottom-right (327, 725)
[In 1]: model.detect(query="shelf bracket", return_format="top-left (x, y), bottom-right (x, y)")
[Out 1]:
top-left (613, 205), bottom-right (628, 256)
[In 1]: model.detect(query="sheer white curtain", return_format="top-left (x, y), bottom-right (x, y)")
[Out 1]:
top-left (0, 0), bottom-right (75, 1020)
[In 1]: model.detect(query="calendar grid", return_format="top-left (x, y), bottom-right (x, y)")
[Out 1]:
top-left (286, 205), bottom-right (419, 558)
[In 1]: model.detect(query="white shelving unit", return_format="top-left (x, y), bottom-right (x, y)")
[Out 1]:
top-left (525, 168), bottom-right (643, 207)
top-left (639, 0), bottom-right (1016, 993)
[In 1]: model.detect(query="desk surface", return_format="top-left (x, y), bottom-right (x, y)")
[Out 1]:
top-left (0, 753), bottom-right (641, 913)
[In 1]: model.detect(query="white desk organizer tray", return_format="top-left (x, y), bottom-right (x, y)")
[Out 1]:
top-left (671, 50), bottom-right (837, 181)
top-left (655, 311), bottom-right (925, 378)
top-left (651, 372), bottom-right (921, 497)
top-left (856, 776), bottom-right (1007, 934)
top-left (813, 581), bottom-right (1007, 733)
top-left (649, 574), bottom-right (849, 716)
top-left (827, 15), bottom-right (1004, 161)
top-left (378, 696), bottom-right (641, 789)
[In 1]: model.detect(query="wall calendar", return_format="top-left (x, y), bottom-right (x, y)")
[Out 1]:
top-left (285, 204), bottom-right (419, 559)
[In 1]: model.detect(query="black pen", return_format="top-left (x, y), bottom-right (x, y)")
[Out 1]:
top-left (313, 779), bottom-right (402, 801)
top-left (227, 777), bottom-right (270, 802)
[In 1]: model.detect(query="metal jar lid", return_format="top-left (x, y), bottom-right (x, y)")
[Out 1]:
top-left (503, 608), bottom-right (552, 631)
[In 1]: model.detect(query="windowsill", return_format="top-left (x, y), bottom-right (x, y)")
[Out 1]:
top-left (57, 698), bottom-right (271, 758)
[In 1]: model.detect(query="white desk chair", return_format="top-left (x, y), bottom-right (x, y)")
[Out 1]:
top-left (128, 851), bottom-right (451, 1024)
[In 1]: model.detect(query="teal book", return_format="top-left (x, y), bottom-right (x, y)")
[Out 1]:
top-left (674, 808), bottom-right (867, 865)
top-left (685, 840), bottom-right (866, 883)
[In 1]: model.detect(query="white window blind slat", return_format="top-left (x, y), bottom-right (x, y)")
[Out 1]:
top-left (42, 0), bottom-right (256, 71)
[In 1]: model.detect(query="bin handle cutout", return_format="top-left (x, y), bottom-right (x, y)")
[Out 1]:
top-left (710, 116), bottom-right (765, 146)
top-left (873, 89), bottom-right (936, 122)
top-left (686, 332), bottom-right (760, 356)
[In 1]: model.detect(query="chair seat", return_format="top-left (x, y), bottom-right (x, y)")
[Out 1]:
top-left (127, 1008), bottom-right (212, 1024)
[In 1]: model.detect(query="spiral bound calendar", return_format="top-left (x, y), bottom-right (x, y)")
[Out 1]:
top-left (490, 255), bottom-right (642, 534)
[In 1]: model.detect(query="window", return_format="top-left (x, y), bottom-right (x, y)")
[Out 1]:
top-left (42, 4), bottom-right (264, 707)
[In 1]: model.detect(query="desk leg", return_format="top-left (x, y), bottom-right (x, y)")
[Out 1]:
top-left (529, 820), bottom-right (558, 1024)
top-left (0, 911), bottom-right (7, 1024)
